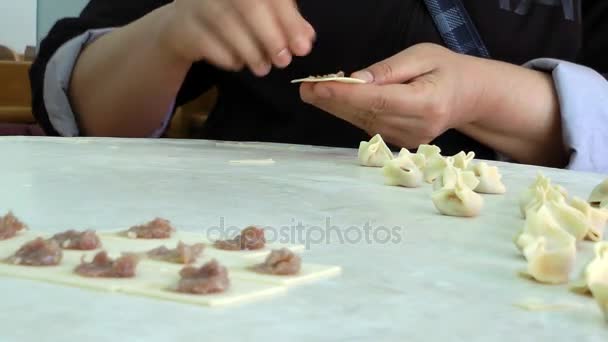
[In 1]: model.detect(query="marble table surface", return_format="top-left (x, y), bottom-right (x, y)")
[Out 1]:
top-left (0, 136), bottom-right (607, 341)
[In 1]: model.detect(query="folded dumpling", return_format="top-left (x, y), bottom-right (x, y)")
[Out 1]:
top-left (416, 144), bottom-right (442, 161)
top-left (589, 178), bottom-right (608, 209)
top-left (569, 197), bottom-right (608, 242)
top-left (519, 173), bottom-right (568, 218)
top-left (526, 191), bottom-right (590, 241)
top-left (383, 155), bottom-right (424, 188)
top-left (432, 159), bottom-right (479, 191)
top-left (571, 242), bottom-right (608, 295)
top-left (398, 148), bottom-right (426, 169)
top-left (468, 161), bottom-right (506, 194)
top-left (514, 206), bottom-right (565, 253)
top-left (452, 151), bottom-right (475, 170)
top-left (431, 171), bottom-right (484, 217)
top-left (519, 230), bottom-right (577, 285)
top-left (358, 134), bottom-right (394, 167)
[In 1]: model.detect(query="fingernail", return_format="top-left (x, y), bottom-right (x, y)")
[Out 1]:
top-left (351, 70), bottom-right (374, 83)
top-left (293, 37), bottom-right (311, 56)
top-left (254, 62), bottom-right (271, 76)
top-left (275, 48), bottom-right (292, 67)
top-left (314, 85), bottom-right (332, 99)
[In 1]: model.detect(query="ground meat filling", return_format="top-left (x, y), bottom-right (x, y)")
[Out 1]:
top-left (147, 241), bottom-right (205, 264)
top-left (75, 251), bottom-right (139, 278)
top-left (214, 226), bottom-right (266, 251)
top-left (177, 259), bottom-right (230, 294)
top-left (50, 229), bottom-right (101, 250)
top-left (126, 218), bottom-right (174, 239)
top-left (253, 248), bottom-right (301, 275)
top-left (7, 238), bottom-right (62, 266)
top-left (0, 211), bottom-right (27, 240)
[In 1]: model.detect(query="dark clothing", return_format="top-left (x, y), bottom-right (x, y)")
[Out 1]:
top-left (30, 0), bottom-right (608, 159)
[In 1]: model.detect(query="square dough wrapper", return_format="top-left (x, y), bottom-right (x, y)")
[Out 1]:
top-left (0, 230), bottom-right (339, 307)
top-left (0, 232), bottom-right (288, 307)
top-left (99, 230), bottom-right (305, 259)
top-left (231, 261), bottom-right (342, 286)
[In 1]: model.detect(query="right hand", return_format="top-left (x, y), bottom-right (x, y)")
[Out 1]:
top-left (159, 0), bottom-right (316, 76)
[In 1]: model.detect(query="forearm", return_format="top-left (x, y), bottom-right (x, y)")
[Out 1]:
top-left (458, 58), bottom-right (568, 167)
top-left (70, 5), bottom-right (191, 137)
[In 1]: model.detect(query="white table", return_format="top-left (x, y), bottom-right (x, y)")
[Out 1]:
top-left (0, 136), bottom-right (606, 341)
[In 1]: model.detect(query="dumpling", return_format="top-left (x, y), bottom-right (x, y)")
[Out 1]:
top-left (518, 230), bottom-right (576, 285)
top-left (398, 148), bottom-right (426, 169)
top-left (432, 159), bottom-right (479, 191)
top-left (358, 134), bottom-right (394, 167)
top-left (571, 242), bottom-right (608, 295)
top-left (514, 206), bottom-right (565, 253)
top-left (383, 156), bottom-right (424, 188)
top-left (569, 197), bottom-right (608, 242)
top-left (519, 173), bottom-right (568, 218)
top-left (452, 151), bottom-right (475, 170)
top-left (431, 172), bottom-right (484, 217)
top-left (589, 178), bottom-right (608, 209)
top-left (525, 190), bottom-right (590, 241)
top-left (416, 144), bottom-right (442, 161)
top-left (468, 161), bottom-right (506, 194)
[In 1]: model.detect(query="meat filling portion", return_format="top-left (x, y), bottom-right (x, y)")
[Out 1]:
top-left (75, 251), bottom-right (139, 278)
top-left (253, 248), bottom-right (301, 275)
top-left (147, 241), bottom-right (205, 264)
top-left (126, 218), bottom-right (174, 239)
top-left (176, 259), bottom-right (230, 294)
top-left (49, 229), bottom-right (101, 250)
top-left (214, 226), bottom-right (265, 251)
top-left (0, 211), bottom-right (27, 240)
top-left (7, 238), bottom-right (62, 266)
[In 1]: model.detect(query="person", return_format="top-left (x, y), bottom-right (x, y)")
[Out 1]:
top-left (30, 0), bottom-right (608, 172)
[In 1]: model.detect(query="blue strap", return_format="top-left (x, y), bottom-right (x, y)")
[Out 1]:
top-left (422, 0), bottom-right (491, 58)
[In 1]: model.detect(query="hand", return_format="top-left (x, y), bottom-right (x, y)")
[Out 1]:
top-left (159, 0), bottom-right (316, 76)
top-left (299, 43), bottom-right (486, 149)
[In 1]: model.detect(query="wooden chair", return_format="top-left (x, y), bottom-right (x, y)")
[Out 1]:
top-left (0, 60), bottom-right (35, 124)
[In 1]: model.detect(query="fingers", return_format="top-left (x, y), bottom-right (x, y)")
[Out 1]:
top-left (351, 43), bottom-right (443, 85)
top-left (194, 23), bottom-right (243, 71)
top-left (234, 0), bottom-right (292, 68)
top-left (195, 0), bottom-right (314, 76)
top-left (204, 6), bottom-right (271, 76)
top-left (300, 81), bottom-right (445, 146)
top-left (271, 0), bottom-right (316, 56)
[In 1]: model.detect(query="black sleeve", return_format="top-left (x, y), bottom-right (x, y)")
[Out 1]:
top-left (29, 0), bottom-right (219, 135)
top-left (578, 0), bottom-right (608, 77)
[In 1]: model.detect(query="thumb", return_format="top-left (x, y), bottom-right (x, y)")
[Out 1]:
top-left (351, 44), bottom-right (437, 85)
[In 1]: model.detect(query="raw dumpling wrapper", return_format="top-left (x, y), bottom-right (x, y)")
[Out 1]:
top-left (451, 151), bottom-right (475, 170)
top-left (519, 173), bottom-right (568, 218)
top-left (570, 242), bottom-right (608, 295)
top-left (514, 206), bottom-right (567, 253)
top-left (432, 160), bottom-right (479, 191)
top-left (570, 242), bottom-right (608, 321)
top-left (358, 134), bottom-right (394, 167)
top-left (519, 230), bottom-right (576, 285)
top-left (589, 178), bottom-right (608, 209)
top-left (383, 154), bottom-right (424, 188)
top-left (431, 172), bottom-right (484, 217)
top-left (521, 185), bottom-right (589, 241)
top-left (569, 197), bottom-right (608, 242)
top-left (414, 145), bottom-right (445, 183)
top-left (468, 162), bottom-right (507, 194)
top-left (398, 148), bottom-right (426, 169)
top-left (416, 144), bottom-right (442, 161)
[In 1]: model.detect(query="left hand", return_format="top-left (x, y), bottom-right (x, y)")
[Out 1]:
top-left (299, 43), bottom-right (487, 149)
